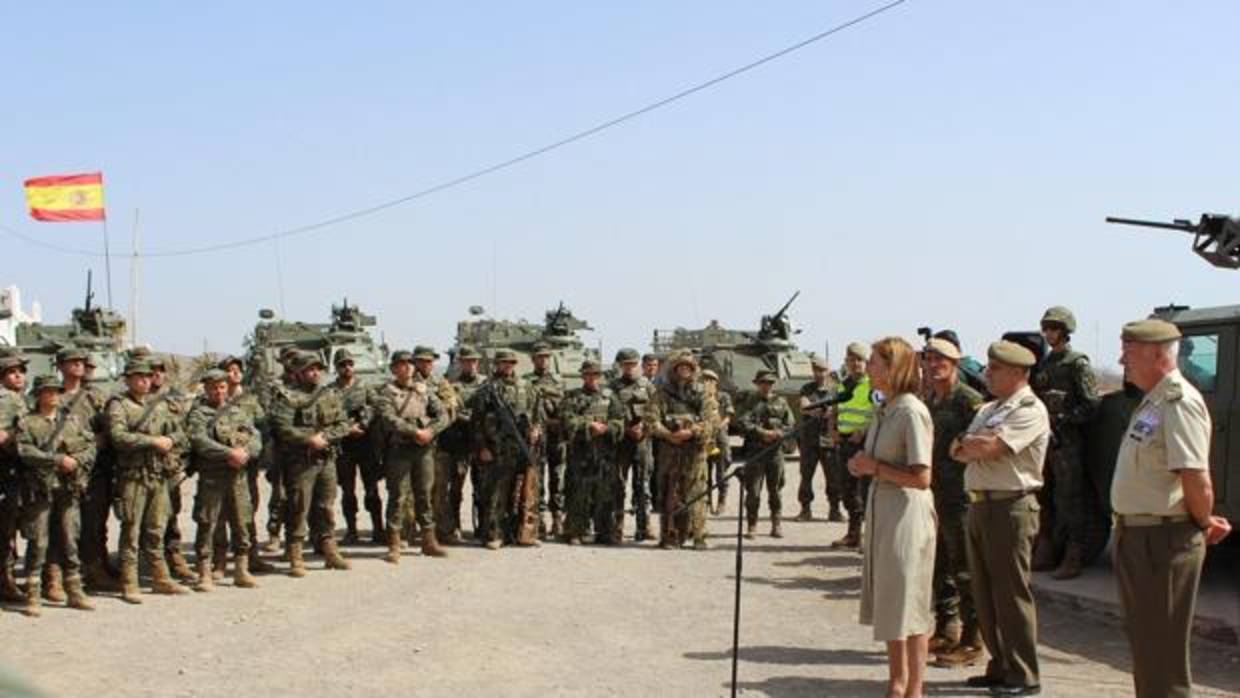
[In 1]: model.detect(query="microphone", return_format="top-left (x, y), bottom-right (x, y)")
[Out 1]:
top-left (803, 385), bottom-right (855, 412)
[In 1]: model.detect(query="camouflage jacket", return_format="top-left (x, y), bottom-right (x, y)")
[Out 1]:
top-left (421, 372), bottom-right (460, 423)
top-left (440, 372), bottom-right (485, 454)
top-left (525, 370), bottom-right (565, 440)
top-left (17, 409), bottom-right (96, 495)
top-left (187, 396), bottom-right (263, 475)
top-left (1032, 344), bottom-right (1100, 435)
top-left (798, 378), bottom-right (839, 446)
top-left (927, 381), bottom-right (984, 506)
top-left (609, 375), bottom-right (654, 440)
top-left (739, 393), bottom-right (794, 456)
top-left (105, 391), bottom-right (189, 480)
top-left (562, 385), bottom-right (624, 451)
top-left (269, 382), bottom-right (350, 466)
top-left (0, 387), bottom-right (25, 478)
top-left (472, 374), bottom-right (545, 453)
top-left (333, 378), bottom-right (376, 448)
top-left (646, 379), bottom-right (716, 448)
top-left (376, 379), bottom-right (449, 451)
top-left (59, 384), bottom-right (109, 436)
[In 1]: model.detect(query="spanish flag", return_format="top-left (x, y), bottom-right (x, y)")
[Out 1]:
top-left (24, 172), bottom-right (106, 222)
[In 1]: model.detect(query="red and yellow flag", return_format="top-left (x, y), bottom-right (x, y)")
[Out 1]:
top-left (24, 172), bottom-right (106, 222)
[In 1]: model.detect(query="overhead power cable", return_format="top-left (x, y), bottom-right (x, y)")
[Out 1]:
top-left (7, 0), bottom-right (909, 259)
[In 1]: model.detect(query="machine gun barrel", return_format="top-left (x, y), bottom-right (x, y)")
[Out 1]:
top-left (771, 290), bottom-right (801, 320)
top-left (1105, 216), bottom-right (1198, 234)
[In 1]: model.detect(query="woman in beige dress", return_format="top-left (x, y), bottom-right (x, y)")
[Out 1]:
top-left (849, 336), bottom-right (936, 698)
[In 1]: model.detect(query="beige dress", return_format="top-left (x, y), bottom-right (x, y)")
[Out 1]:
top-left (858, 392), bottom-right (937, 641)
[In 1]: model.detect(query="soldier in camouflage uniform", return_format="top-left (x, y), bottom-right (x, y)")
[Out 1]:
top-left (435, 346), bottom-right (485, 544)
top-left (187, 369), bottom-right (262, 591)
top-left (16, 374), bottom-right (97, 615)
top-left (797, 357), bottom-right (843, 522)
top-left (106, 359), bottom-right (191, 602)
top-left (472, 349), bottom-right (545, 550)
top-left (331, 349), bottom-right (382, 545)
top-left (526, 343), bottom-right (566, 539)
top-left (212, 355), bottom-right (274, 576)
top-left (561, 360), bottom-right (625, 544)
top-left (401, 346), bottom-right (457, 543)
top-left (641, 353), bottom-right (662, 509)
top-left (920, 338), bottom-right (985, 667)
top-left (739, 370), bottom-right (794, 539)
top-left (699, 370), bottom-right (734, 517)
top-left (1032, 306), bottom-right (1100, 579)
top-left (138, 352), bottom-right (199, 584)
top-left (57, 348), bottom-right (118, 593)
top-left (269, 352), bottom-right (352, 576)
top-left (264, 346), bottom-right (301, 552)
top-left (0, 354), bottom-right (30, 602)
top-left (646, 353), bottom-right (716, 550)
top-left (610, 348), bottom-right (656, 541)
top-left (377, 350), bottom-right (450, 562)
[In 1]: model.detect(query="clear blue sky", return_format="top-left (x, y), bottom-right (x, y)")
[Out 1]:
top-left (3, 1), bottom-right (1238, 369)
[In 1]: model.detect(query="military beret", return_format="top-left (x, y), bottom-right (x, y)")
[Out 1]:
top-left (123, 359), bottom-right (155, 377)
top-left (0, 354), bottom-right (28, 371)
top-left (615, 348), bottom-right (640, 363)
top-left (493, 349), bottom-right (519, 363)
top-left (753, 369), bottom-right (777, 384)
top-left (218, 355), bottom-right (245, 371)
top-left (532, 343), bottom-right (553, 357)
top-left (1121, 318), bottom-right (1181, 343)
top-left (31, 374), bottom-right (62, 393)
top-left (56, 347), bottom-right (89, 364)
top-left (390, 350), bottom-right (415, 365)
top-left (290, 352), bottom-right (326, 373)
top-left (456, 345), bottom-right (481, 360)
top-left (987, 340), bottom-right (1037, 369)
top-left (846, 342), bottom-right (871, 361)
top-left (333, 348), bottom-right (355, 366)
top-left (924, 337), bottom-right (962, 361)
top-left (580, 360), bottom-right (602, 375)
top-left (200, 368), bottom-right (229, 384)
top-left (700, 369), bottom-right (720, 382)
top-left (810, 356), bottom-right (829, 371)
top-left (412, 345), bottom-right (439, 361)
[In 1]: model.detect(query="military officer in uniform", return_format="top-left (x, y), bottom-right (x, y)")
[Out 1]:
top-left (739, 370), bottom-right (794, 538)
top-left (1031, 306), bottom-right (1100, 579)
top-left (561, 360), bottom-right (625, 544)
top-left (526, 343), bottom-right (566, 538)
top-left (1112, 319), bottom-right (1232, 698)
top-left (646, 352), bottom-right (716, 550)
top-left (610, 348), bottom-right (656, 541)
top-left (950, 341), bottom-right (1049, 696)
top-left (797, 357), bottom-right (842, 522)
top-left (435, 346), bottom-right (485, 544)
top-left (141, 352), bottom-right (198, 584)
top-left (0, 353), bottom-right (28, 603)
top-left (213, 355), bottom-right (274, 576)
top-left (331, 348), bottom-right (381, 545)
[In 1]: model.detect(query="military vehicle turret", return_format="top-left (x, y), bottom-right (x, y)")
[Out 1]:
top-left (3, 272), bottom-right (127, 389)
top-left (243, 298), bottom-right (390, 394)
top-left (450, 303), bottom-right (601, 390)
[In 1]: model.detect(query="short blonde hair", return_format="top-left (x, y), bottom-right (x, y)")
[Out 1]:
top-left (872, 337), bottom-right (921, 397)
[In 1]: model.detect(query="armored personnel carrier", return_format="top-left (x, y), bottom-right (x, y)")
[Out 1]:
top-left (243, 299), bottom-right (390, 392)
top-left (451, 303), bottom-right (601, 390)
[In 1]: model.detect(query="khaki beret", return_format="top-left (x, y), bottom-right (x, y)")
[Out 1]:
top-left (924, 337), bottom-right (962, 362)
top-left (987, 340), bottom-right (1037, 368)
top-left (845, 342), bottom-right (871, 361)
top-left (1121, 319), bottom-right (1181, 344)
top-left (810, 357), bottom-right (829, 371)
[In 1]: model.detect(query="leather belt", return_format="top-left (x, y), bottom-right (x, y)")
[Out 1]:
top-left (1114, 513), bottom-right (1191, 527)
top-left (967, 489), bottom-right (1033, 503)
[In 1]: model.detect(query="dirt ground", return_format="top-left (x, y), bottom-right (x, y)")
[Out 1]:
top-left (4, 471), bottom-right (1239, 698)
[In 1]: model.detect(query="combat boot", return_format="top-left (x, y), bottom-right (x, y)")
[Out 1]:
top-left (641, 519), bottom-right (656, 543)
top-left (693, 536), bottom-right (710, 551)
top-left (827, 503), bottom-right (845, 523)
top-left (193, 558), bottom-right (214, 592)
top-left (934, 622), bottom-right (983, 668)
top-left (120, 563), bottom-right (143, 604)
top-left (22, 579), bottom-right (41, 618)
top-left (82, 559), bottom-right (122, 593)
top-left (166, 548), bottom-right (197, 583)
top-left (64, 575), bottom-right (95, 611)
top-left (1031, 534), bottom-right (1057, 572)
top-left (745, 515), bottom-right (758, 540)
top-left (342, 514), bottom-right (360, 546)
top-left (928, 617), bottom-right (963, 653)
top-left (383, 529), bottom-right (402, 564)
top-left (796, 504), bottom-right (813, 522)
top-left (287, 541), bottom-right (307, 578)
top-left (831, 519), bottom-right (861, 550)
top-left (770, 516), bottom-right (784, 539)
top-left (262, 531), bottom-right (282, 554)
top-left (233, 554), bottom-right (258, 589)
top-left (1051, 544), bottom-right (1084, 580)
top-left (2, 565), bottom-right (27, 602)
top-left (484, 538), bottom-right (502, 551)
top-left (551, 512), bottom-right (564, 538)
top-left (150, 559), bottom-right (190, 595)
top-left (212, 545), bottom-right (228, 581)
top-left (43, 563), bottom-right (67, 603)
top-left (322, 539), bottom-right (351, 570)
top-left (421, 530), bottom-right (448, 559)
top-left (248, 548), bottom-right (276, 574)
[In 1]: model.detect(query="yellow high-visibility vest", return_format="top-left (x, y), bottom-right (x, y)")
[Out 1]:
top-left (836, 376), bottom-right (874, 435)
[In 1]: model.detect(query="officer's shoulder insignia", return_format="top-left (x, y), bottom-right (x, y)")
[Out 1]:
top-left (1165, 381), bottom-right (1185, 402)
top-left (1018, 396), bottom-right (1037, 408)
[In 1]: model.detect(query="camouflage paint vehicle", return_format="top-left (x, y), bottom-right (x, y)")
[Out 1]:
top-left (450, 304), bottom-right (601, 390)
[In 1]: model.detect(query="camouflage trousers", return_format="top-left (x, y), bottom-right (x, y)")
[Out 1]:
top-left (709, 432), bottom-right (732, 504)
top-left (22, 490), bottom-right (82, 580)
top-left (433, 449), bottom-right (472, 538)
top-left (743, 454), bottom-right (785, 522)
top-left (283, 459), bottom-right (337, 545)
top-left (564, 453), bottom-right (621, 541)
top-left (195, 469), bottom-right (253, 559)
top-left (1039, 435), bottom-right (1088, 556)
top-left (337, 440), bottom-right (383, 531)
top-left (539, 438), bottom-right (566, 516)
top-left (797, 440), bottom-right (837, 508)
top-left (78, 456), bottom-right (114, 567)
top-left (214, 463), bottom-right (262, 552)
top-left (657, 442), bottom-right (708, 545)
top-left (116, 475), bottom-right (172, 568)
top-left (932, 500), bottom-right (975, 629)
top-left (480, 447), bottom-right (540, 544)
top-left (266, 459), bottom-right (286, 538)
top-left (0, 476), bottom-right (20, 574)
top-left (163, 475), bottom-right (185, 554)
top-left (616, 437), bottom-right (653, 532)
top-left (385, 446), bottom-right (435, 532)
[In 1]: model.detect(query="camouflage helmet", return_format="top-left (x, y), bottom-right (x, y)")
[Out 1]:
top-left (31, 374), bottom-right (62, 393)
top-left (614, 348), bottom-right (640, 364)
top-left (1041, 306), bottom-right (1077, 333)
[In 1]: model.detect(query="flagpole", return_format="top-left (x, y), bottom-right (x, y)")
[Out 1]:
top-left (99, 170), bottom-right (114, 309)
top-left (130, 208), bottom-right (141, 347)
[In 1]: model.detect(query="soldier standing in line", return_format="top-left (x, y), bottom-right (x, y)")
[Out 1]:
top-left (610, 348), bottom-right (655, 541)
top-left (186, 369), bottom-right (261, 591)
top-left (0, 354), bottom-right (28, 603)
top-left (434, 346), bottom-right (485, 544)
top-left (269, 352), bottom-right (352, 576)
top-left (141, 352), bottom-right (198, 584)
top-left (561, 360), bottom-right (624, 545)
top-left (403, 346), bottom-right (457, 543)
top-left (377, 350), bottom-right (450, 562)
top-left (646, 353), bottom-right (716, 550)
top-left (796, 357), bottom-right (842, 522)
top-left (921, 338), bottom-right (985, 667)
top-left (331, 349), bottom-right (381, 545)
top-left (1112, 319), bottom-right (1232, 698)
top-left (738, 370), bottom-right (794, 539)
top-left (831, 343), bottom-right (877, 550)
top-left (700, 370), bottom-right (734, 517)
top-left (213, 355), bottom-right (274, 576)
top-left (1031, 306), bottom-right (1100, 579)
top-left (472, 349), bottom-right (544, 550)
top-left (106, 359), bottom-right (191, 602)
top-left (640, 352), bottom-right (663, 518)
top-left (526, 343), bottom-right (566, 539)
top-left (263, 345), bottom-right (302, 553)
top-left (16, 374), bottom-right (97, 615)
